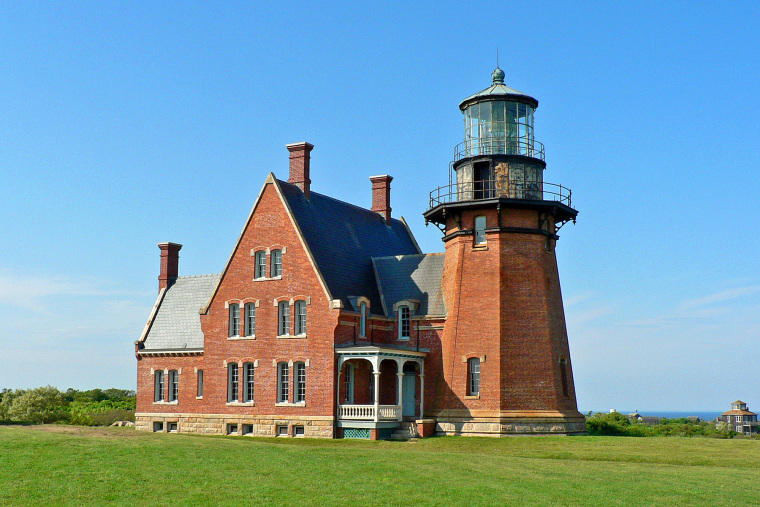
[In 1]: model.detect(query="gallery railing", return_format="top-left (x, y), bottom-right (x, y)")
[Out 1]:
top-left (429, 179), bottom-right (572, 208)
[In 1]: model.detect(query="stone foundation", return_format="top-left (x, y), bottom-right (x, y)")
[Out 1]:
top-left (135, 412), bottom-right (334, 438)
top-left (435, 413), bottom-right (587, 436)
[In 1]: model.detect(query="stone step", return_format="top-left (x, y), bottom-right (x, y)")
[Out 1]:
top-left (390, 422), bottom-right (419, 440)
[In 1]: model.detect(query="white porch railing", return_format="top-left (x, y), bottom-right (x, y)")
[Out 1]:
top-left (339, 404), bottom-right (400, 421)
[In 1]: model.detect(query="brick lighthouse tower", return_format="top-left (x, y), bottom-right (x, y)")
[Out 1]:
top-left (424, 67), bottom-right (586, 435)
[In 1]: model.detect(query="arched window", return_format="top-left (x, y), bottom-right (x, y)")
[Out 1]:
top-left (168, 370), bottom-right (179, 402)
top-left (474, 216), bottom-right (486, 245)
top-left (227, 363), bottom-right (239, 403)
top-left (277, 362), bottom-right (289, 403)
top-left (228, 303), bottom-right (240, 337)
top-left (294, 300), bottom-right (307, 335)
top-left (243, 362), bottom-right (255, 403)
top-left (359, 302), bottom-right (367, 337)
top-left (254, 251), bottom-right (266, 279)
top-left (294, 362), bottom-right (306, 403)
top-left (270, 249), bottom-right (282, 277)
top-left (278, 301), bottom-right (290, 336)
top-left (154, 370), bottom-right (165, 402)
top-left (468, 358), bottom-right (480, 396)
top-left (244, 303), bottom-right (256, 337)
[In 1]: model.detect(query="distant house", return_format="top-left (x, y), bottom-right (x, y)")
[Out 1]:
top-left (718, 400), bottom-right (759, 435)
top-left (627, 413), bottom-right (660, 425)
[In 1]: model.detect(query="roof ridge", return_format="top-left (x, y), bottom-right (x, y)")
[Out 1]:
top-left (177, 273), bottom-right (221, 279)
top-left (277, 178), bottom-right (405, 224)
top-left (372, 252), bottom-right (445, 261)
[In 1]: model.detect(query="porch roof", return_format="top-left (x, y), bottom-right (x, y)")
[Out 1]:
top-left (334, 344), bottom-right (428, 358)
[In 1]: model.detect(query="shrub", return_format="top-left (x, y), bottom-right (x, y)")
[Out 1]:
top-left (6, 386), bottom-right (67, 424)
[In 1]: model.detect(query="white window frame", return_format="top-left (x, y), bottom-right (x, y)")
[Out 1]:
top-left (359, 302), bottom-right (367, 337)
top-left (277, 362), bottom-right (289, 403)
top-left (168, 369), bottom-right (179, 402)
top-left (154, 370), bottom-right (165, 402)
top-left (243, 362), bottom-right (255, 403)
top-left (228, 363), bottom-right (239, 403)
top-left (229, 303), bottom-right (240, 337)
top-left (244, 303), bottom-right (256, 337)
top-left (255, 251), bottom-right (266, 279)
top-left (278, 301), bottom-right (290, 336)
top-left (468, 357), bottom-right (481, 396)
top-left (474, 215), bottom-right (487, 245)
top-left (270, 249), bottom-right (282, 277)
top-left (196, 369), bottom-right (203, 398)
top-left (294, 300), bottom-right (307, 336)
top-left (398, 305), bottom-right (411, 340)
top-left (294, 361), bottom-right (306, 403)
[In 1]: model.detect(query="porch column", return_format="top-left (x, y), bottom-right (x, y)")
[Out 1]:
top-left (373, 370), bottom-right (380, 422)
top-left (336, 357), bottom-right (344, 418)
top-left (396, 372), bottom-right (404, 421)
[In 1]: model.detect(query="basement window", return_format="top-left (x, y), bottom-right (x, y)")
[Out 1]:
top-left (277, 425), bottom-right (289, 437)
top-left (294, 425), bottom-right (305, 437)
top-left (153, 421), bottom-right (164, 432)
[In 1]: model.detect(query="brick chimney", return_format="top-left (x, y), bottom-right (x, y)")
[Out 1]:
top-left (370, 175), bottom-right (393, 224)
top-left (158, 242), bottom-right (182, 292)
top-left (287, 142), bottom-right (314, 199)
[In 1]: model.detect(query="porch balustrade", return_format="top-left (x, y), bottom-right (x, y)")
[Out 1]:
top-left (339, 404), bottom-right (400, 421)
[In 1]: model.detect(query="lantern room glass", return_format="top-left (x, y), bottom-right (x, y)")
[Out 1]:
top-left (463, 100), bottom-right (534, 158)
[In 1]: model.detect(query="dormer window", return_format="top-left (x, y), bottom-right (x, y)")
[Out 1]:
top-left (474, 215), bottom-right (486, 245)
top-left (398, 305), bottom-right (410, 340)
top-left (255, 251), bottom-right (266, 279)
top-left (360, 302), bottom-right (367, 337)
top-left (271, 249), bottom-right (282, 277)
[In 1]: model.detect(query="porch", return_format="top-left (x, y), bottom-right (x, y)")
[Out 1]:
top-left (335, 345), bottom-right (427, 437)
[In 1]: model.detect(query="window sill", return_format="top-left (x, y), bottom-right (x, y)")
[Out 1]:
top-left (465, 395), bottom-right (480, 400)
top-left (275, 402), bottom-right (306, 407)
top-left (196, 396), bottom-right (203, 400)
top-left (226, 402), bottom-right (255, 407)
top-left (228, 335), bottom-right (256, 341)
top-left (253, 276), bottom-right (282, 282)
top-left (153, 401), bottom-right (178, 405)
top-left (398, 337), bottom-right (410, 342)
top-left (473, 245), bottom-right (488, 251)
top-left (277, 334), bottom-right (306, 340)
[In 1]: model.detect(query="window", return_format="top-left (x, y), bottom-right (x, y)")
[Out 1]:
top-left (294, 425), bottom-right (305, 437)
top-left (270, 249), bottom-right (282, 277)
top-left (278, 301), bottom-right (290, 336)
top-left (255, 251), bottom-right (266, 279)
top-left (277, 362), bottom-right (289, 403)
top-left (229, 303), bottom-right (240, 337)
top-left (243, 362), bottom-right (255, 403)
top-left (153, 421), bottom-right (164, 432)
top-left (345, 363), bottom-right (354, 404)
top-left (360, 302), bottom-right (367, 337)
top-left (242, 424), bottom-right (254, 436)
top-left (468, 357), bottom-right (481, 396)
top-left (560, 358), bottom-right (569, 397)
top-left (244, 303), bottom-right (256, 337)
top-left (398, 305), bottom-right (410, 340)
top-left (295, 362), bottom-right (306, 403)
top-left (168, 370), bottom-right (179, 402)
top-left (227, 423), bottom-right (238, 435)
top-left (228, 363), bottom-right (239, 403)
top-left (197, 370), bottom-right (204, 398)
top-left (295, 300), bottom-right (307, 335)
top-left (474, 215), bottom-right (486, 245)
top-left (168, 422), bottom-right (178, 433)
top-left (154, 370), bottom-right (165, 402)
top-left (277, 425), bottom-right (288, 437)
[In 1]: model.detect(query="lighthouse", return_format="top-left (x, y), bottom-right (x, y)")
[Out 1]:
top-left (424, 68), bottom-right (586, 435)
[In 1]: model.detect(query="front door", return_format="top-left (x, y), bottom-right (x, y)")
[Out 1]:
top-left (402, 373), bottom-right (416, 418)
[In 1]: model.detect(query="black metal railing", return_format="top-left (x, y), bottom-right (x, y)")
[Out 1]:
top-left (454, 138), bottom-right (545, 162)
top-left (428, 179), bottom-right (572, 208)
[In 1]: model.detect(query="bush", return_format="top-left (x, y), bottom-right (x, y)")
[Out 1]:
top-left (5, 386), bottom-right (67, 424)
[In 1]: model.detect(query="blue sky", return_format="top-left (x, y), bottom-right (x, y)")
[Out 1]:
top-left (1, 2), bottom-right (758, 412)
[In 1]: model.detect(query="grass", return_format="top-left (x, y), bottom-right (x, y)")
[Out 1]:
top-left (1, 425), bottom-right (759, 506)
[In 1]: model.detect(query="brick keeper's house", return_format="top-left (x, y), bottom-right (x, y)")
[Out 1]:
top-left (135, 68), bottom-right (587, 439)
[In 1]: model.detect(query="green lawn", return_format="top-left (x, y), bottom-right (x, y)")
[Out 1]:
top-left (1, 425), bottom-right (758, 506)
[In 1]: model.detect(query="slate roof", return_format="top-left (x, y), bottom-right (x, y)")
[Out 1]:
top-left (372, 253), bottom-right (446, 318)
top-left (278, 179), bottom-right (420, 311)
top-left (142, 274), bottom-right (220, 350)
